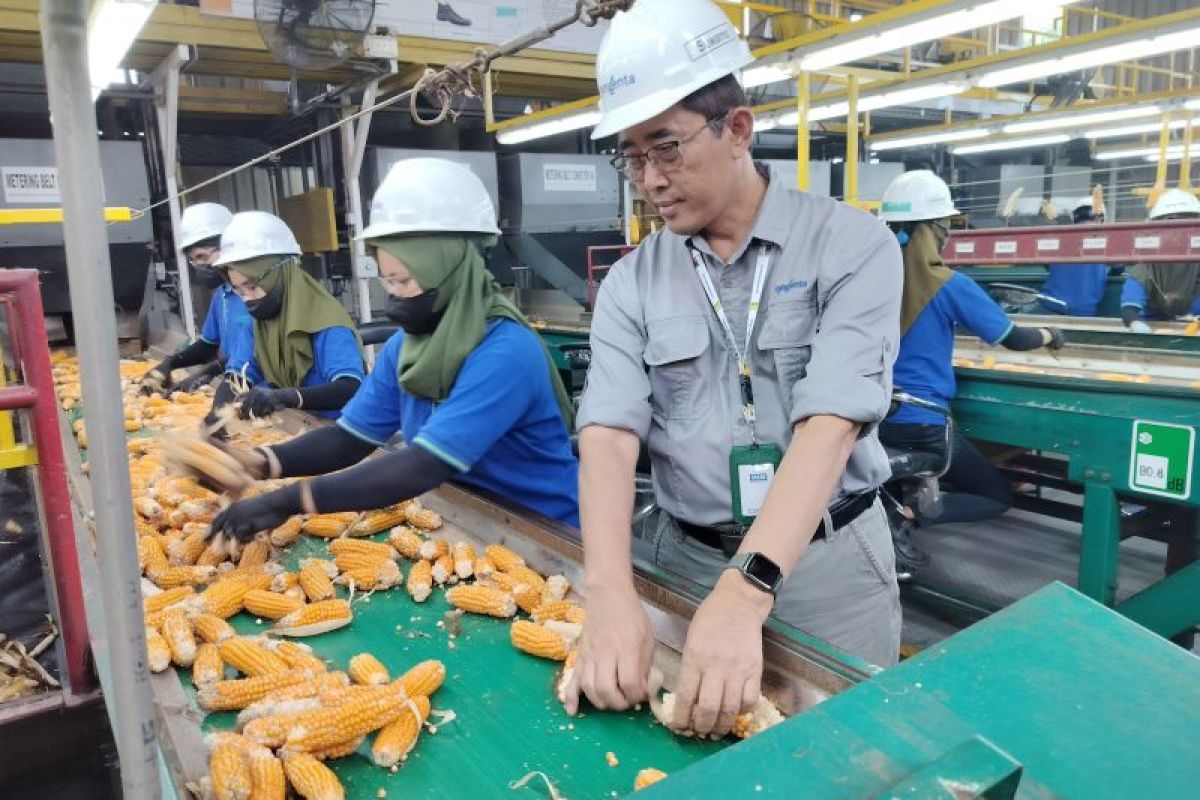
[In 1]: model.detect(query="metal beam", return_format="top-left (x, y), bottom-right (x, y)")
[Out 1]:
top-left (941, 220), bottom-right (1200, 265)
top-left (339, 78), bottom-right (383, 325)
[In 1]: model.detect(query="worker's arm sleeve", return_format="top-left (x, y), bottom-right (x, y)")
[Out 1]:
top-left (266, 424), bottom-right (377, 477)
top-left (198, 297), bottom-right (222, 346)
top-left (309, 446), bottom-right (456, 513)
top-left (999, 326), bottom-right (1047, 351)
top-left (944, 274), bottom-right (1014, 346)
top-left (296, 376), bottom-right (361, 412)
top-left (160, 339), bottom-right (219, 372)
top-left (575, 260), bottom-right (652, 438)
top-left (312, 326), bottom-right (367, 384)
top-left (1120, 275), bottom-right (1147, 320)
top-left (790, 219), bottom-right (900, 429)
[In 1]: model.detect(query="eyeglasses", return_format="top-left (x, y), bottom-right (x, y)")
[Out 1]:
top-left (186, 246), bottom-right (219, 268)
top-left (230, 260), bottom-right (284, 298)
top-left (610, 114), bottom-right (727, 180)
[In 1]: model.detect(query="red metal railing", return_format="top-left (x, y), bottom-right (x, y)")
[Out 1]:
top-left (0, 269), bottom-right (92, 696)
top-left (586, 244), bottom-right (635, 310)
top-left (942, 219), bottom-right (1200, 265)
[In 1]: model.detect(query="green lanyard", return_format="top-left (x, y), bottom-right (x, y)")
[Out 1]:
top-left (688, 243), bottom-right (773, 444)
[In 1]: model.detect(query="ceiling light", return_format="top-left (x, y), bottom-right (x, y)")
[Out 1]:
top-left (1144, 149), bottom-right (1189, 162)
top-left (1083, 119), bottom-right (1191, 139)
top-left (88, 0), bottom-right (157, 101)
top-left (496, 109), bottom-right (601, 145)
top-left (1002, 105), bottom-right (1160, 134)
top-left (779, 81), bottom-right (966, 125)
top-left (754, 118), bottom-right (780, 133)
top-left (870, 128), bottom-right (990, 151)
top-left (951, 134), bottom-right (1070, 154)
top-left (742, 62), bottom-right (796, 90)
top-left (1095, 145), bottom-right (1165, 160)
top-left (1186, 98), bottom-right (1200, 111)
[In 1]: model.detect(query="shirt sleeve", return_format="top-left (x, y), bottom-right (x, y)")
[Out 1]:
top-left (337, 332), bottom-right (404, 447)
top-left (222, 324), bottom-right (263, 385)
top-left (575, 258), bottom-right (653, 437)
top-left (409, 323), bottom-right (540, 472)
top-left (199, 296), bottom-right (221, 345)
top-left (943, 274), bottom-right (1014, 346)
top-left (791, 212), bottom-right (900, 428)
top-left (311, 326), bottom-right (366, 384)
top-left (1121, 275), bottom-right (1147, 310)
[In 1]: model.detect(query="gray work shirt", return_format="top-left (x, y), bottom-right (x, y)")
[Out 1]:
top-left (577, 173), bottom-right (902, 526)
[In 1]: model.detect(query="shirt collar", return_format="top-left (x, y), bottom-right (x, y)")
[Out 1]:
top-left (684, 163), bottom-right (789, 262)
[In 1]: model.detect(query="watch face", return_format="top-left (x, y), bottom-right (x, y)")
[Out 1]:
top-left (744, 553), bottom-right (782, 590)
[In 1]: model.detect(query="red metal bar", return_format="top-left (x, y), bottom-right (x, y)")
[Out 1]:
top-left (0, 385), bottom-right (38, 411)
top-left (0, 269), bottom-right (93, 695)
top-left (942, 219), bottom-right (1200, 265)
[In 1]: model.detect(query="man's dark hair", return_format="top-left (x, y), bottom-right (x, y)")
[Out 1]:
top-left (678, 74), bottom-right (749, 120)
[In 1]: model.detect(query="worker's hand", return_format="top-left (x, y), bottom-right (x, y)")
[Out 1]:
top-left (1129, 320), bottom-right (1153, 334)
top-left (1043, 327), bottom-right (1065, 350)
top-left (239, 387), bottom-right (299, 419)
top-left (562, 582), bottom-right (654, 716)
top-left (174, 365), bottom-right (220, 393)
top-left (209, 484), bottom-right (301, 542)
top-left (672, 569), bottom-right (771, 738)
top-left (140, 364), bottom-right (172, 395)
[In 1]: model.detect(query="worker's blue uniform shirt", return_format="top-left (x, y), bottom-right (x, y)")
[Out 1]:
top-left (198, 284), bottom-right (251, 360)
top-left (337, 320), bottom-right (579, 527)
top-left (1040, 263), bottom-right (1109, 316)
top-left (224, 325), bottom-right (364, 419)
top-left (889, 273), bottom-right (1013, 426)
top-left (1120, 276), bottom-right (1200, 319)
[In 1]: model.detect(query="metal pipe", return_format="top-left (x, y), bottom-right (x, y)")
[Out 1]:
top-left (340, 79), bottom-right (380, 324)
top-left (796, 72), bottom-right (810, 192)
top-left (845, 76), bottom-right (859, 204)
top-left (38, 3), bottom-right (161, 797)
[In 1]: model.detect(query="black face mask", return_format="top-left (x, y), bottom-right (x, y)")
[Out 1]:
top-left (192, 265), bottom-right (224, 290)
top-left (384, 289), bottom-right (443, 335)
top-left (245, 283), bottom-right (284, 320)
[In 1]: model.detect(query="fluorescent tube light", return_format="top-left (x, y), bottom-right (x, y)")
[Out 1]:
top-left (1083, 119), bottom-right (1190, 140)
top-left (778, 81), bottom-right (966, 126)
top-left (1186, 98), bottom-right (1200, 111)
top-left (495, 109), bottom-right (602, 145)
top-left (1003, 105), bottom-right (1160, 134)
top-left (1095, 145), bottom-right (1165, 160)
top-left (870, 129), bottom-right (990, 151)
top-left (88, 0), bottom-right (156, 101)
top-left (1144, 150), bottom-right (1188, 162)
top-left (951, 134), bottom-right (1070, 154)
top-left (743, 62), bottom-right (796, 90)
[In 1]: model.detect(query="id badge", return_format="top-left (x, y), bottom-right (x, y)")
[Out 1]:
top-left (729, 443), bottom-right (783, 525)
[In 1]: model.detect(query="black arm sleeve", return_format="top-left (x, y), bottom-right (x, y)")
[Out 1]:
top-left (212, 378), bottom-right (237, 409)
top-left (296, 377), bottom-right (361, 412)
top-left (167, 339), bottom-right (220, 371)
top-left (1121, 305), bottom-right (1140, 326)
top-left (309, 446), bottom-right (457, 513)
top-left (999, 326), bottom-right (1046, 351)
top-left (268, 424), bottom-right (376, 477)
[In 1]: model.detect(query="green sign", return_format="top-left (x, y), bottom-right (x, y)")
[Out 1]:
top-left (1129, 420), bottom-right (1194, 500)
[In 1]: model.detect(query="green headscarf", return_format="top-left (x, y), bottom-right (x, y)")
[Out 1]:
top-left (899, 220), bottom-right (955, 335)
top-left (229, 256), bottom-right (363, 388)
top-left (371, 235), bottom-right (575, 429)
top-left (1130, 262), bottom-right (1200, 318)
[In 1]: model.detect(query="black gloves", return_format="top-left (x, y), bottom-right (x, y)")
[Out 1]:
top-left (140, 361), bottom-right (174, 395)
top-left (239, 387), bottom-right (300, 419)
top-left (209, 483), bottom-right (302, 542)
top-left (175, 362), bottom-right (222, 393)
top-left (1044, 327), bottom-right (1065, 350)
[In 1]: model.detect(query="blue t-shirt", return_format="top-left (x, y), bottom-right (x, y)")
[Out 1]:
top-left (338, 320), bottom-right (579, 526)
top-left (198, 284), bottom-right (251, 360)
top-left (1040, 263), bottom-right (1109, 316)
top-left (1120, 275), bottom-right (1200, 319)
top-left (889, 273), bottom-right (1014, 426)
top-left (224, 325), bottom-right (365, 419)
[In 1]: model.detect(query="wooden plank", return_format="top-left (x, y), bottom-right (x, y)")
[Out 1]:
top-left (278, 188), bottom-right (338, 253)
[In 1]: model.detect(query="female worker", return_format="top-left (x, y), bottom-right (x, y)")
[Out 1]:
top-left (878, 171), bottom-right (1065, 577)
top-left (208, 158), bottom-right (578, 538)
top-left (206, 211), bottom-right (365, 424)
top-left (1121, 189), bottom-right (1200, 333)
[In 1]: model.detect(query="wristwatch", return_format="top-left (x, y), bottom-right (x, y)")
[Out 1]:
top-left (728, 552), bottom-right (783, 596)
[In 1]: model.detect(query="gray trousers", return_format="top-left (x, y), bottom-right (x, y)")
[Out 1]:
top-left (652, 499), bottom-right (902, 668)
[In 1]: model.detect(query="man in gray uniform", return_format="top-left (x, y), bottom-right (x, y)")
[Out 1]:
top-left (562, 0), bottom-right (903, 738)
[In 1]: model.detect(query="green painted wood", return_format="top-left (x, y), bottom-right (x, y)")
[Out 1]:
top-left (1117, 560), bottom-right (1200, 638)
top-left (1078, 482), bottom-right (1120, 605)
top-left (871, 736), bottom-right (1022, 800)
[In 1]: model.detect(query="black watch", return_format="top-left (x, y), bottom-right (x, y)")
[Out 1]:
top-left (728, 552), bottom-right (783, 596)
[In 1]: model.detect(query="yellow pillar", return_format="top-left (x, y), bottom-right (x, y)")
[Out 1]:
top-left (796, 72), bottom-right (810, 192)
top-left (845, 76), bottom-right (859, 204)
top-left (1181, 112), bottom-right (1193, 192)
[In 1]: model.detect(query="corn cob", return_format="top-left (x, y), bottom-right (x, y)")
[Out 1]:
top-left (219, 637), bottom-right (292, 677)
top-left (134, 497), bottom-right (163, 522)
top-left (138, 535), bottom-right (170, 578)
top-left (333, 551), bottom-right (394, 574)
top-left (485, 543), bottom-right (525, 573)
top-left (284, 586), bottom-right (308, 603)
top-left (302, 513), bottom-right (359, 539)
top-left (193, 613), bottom-right (237, 643)
top-left (238, 539), bottom-right (271, 570)
top-left (193, 643), bottom-right (225, 686)
top-left (406, 559), bottom-right (433, 603)
top-left (207, 732), bottom-right (252, 800)
top-left (417, 537), bottom-right (449, 562)
top-left (152, 564), bottom-right (217, 589)
top-left (545, 574), bottom-right (571, 602)
top-left (348, 653), bottom-right (390, 686)
top-left (179, 499), bottom-right (219, 524)
top-left (346, 504), bottom-right (409, 537)
top-left (268, 640), bottom-right (327, 673)
top-left (328, 538), bottom-right (396, 562)
top-left (371, 694), bottom-right (431, 768)
top-left (270, 571), bottom-right (299, 593)
top-left (281, 751), bottom-right (345, 800)
top-left (124, 418), bottom-right (143, 432)
top-left (732, 696), bottom-right (785, 739)
top-left (146, 626), bottom-right (171, 673)
top-left (388, 527), bottom-right (423, 560)
top-left (634, 768), bottom-right (668, 790)
top-left (197, 540), bottom-right (230, 568)
top-left (404, 502), bottom-right (442, 531)
top-left (166, 508), bottom-right (190, 529)
top-left (135, 517), bottom-right (161, 539)
top-left (267, 516), bottom-right (304, 547)
top-left (273, 599), bottom-right (353, 637)
top-left (227, 569), bottom-right (277, 590)
top-left (452, 541), bottom-right (476, 580)
top-left (445, 584), bottom-right (517, 618)
top-left (238, 696), bottom-right (323, 733)
top-left (335, 562), bottom-right (402, 591)
top-left (298, 559), bottom-right (337, 602)
top-left (312, 736), bottom-right (364, 761)
top-left (169, 526), bottom-right (208, 566)
top-left (191, 578), bottom-right (254, 619)
top-left (162, 611), bottom-right (198, 667)
top-left (532, 600), bottom-right (586, 625)
top-left (486, 568), bottom-right (545, 614)
top-left (473, 555), bottom-right (497, 579)
top-left (162, 435), bottom-right (253, 496)
top-left (396, 659), bottom-right (446, 698)
top-left (281, 683), bottom-right (410, 753)
top-left (253, 671), bottom-right (347, 707)
top-left (242, 589), bottom-right (305, 621)
top-left (511, 620), bottom-right (573, 661)
top-left (556, 650), bottom-right (578, 705)
top-left (143, 585), bottom-right (194, 615)
top-left (246, 745), bottom-right (285, 800)
top-left (197, 670), bottom-right (313, 712)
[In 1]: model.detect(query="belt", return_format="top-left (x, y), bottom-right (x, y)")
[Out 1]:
top-left (676, 489), bottom-right (879, 558)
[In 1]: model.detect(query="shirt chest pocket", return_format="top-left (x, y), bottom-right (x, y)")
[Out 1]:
top-left (644, 316), bottom-right (711, 420)
top-left (757, 299), bottom-right (817, 394)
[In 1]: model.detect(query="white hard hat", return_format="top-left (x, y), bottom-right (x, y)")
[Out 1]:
top-left (1149, 188), bottom-right (1200, 219)
top-left (178, 202), bottom-right (233, 250)
top-left (214, 211), bottom-right (302, 266)
top-left (590, 0), bottom-right (753, 140)
top-left (879, 170), bottom-right (960, 222)
top-left (1071, 197), bottom-right (1094, 213)
top-left (359, 158), bottom-right (500, 240)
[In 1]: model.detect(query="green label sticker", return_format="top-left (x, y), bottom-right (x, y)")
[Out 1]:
top-left (1129, 420), bottom-right (1194, 500)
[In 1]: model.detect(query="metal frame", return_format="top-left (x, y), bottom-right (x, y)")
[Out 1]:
top-left (942, 219), bottom-right (1200, 265)
top-left (338, 77), bottom-right (383, 325)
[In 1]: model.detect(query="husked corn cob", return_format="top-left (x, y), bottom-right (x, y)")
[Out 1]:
top-left (281, 751), bottom-right (345, 800)
top-left (335, 561), bottom-right (401, 591)
top-left (246, 745), bottom-right (285, 800)
top-left (404, 502), bottom-right (442, 531)
top-left (302, 513), bottom-right (359, 538)
top-left (179, 499), bottom-right (219, 524)
top-left (445, 584), bottom-right (517, 618)
top-left (242, 589), bottom-right (304, 620)
top-left (273, 599), bottom-right (353, 637)
top-left (333, 551), bottom-right (394, 574)
top-left (152, 565), bottom-right (217, 589)
top-left (388, 528), bottom-right (423, 560)
top-left (511, 620), bottom-right (573, 661)
top-left (634, 768), bottom-right (668, 790)
top-left (298, 559), bottom-right (337, 602)
top-left (146, 626), bottom-right (171, 673)
top-left (219, 637), bottom-right (291, 677)
top-left (485, 543), bottom-right (525, 573)
top-left (167, 508), bottom-right (191, 529)
top-left (284, 586), bottom-right (308, 603)
top-left (252, 671), bottom-right (347, 708)
top-left (134, 497), bottom-right (164, 522)
top-left (207, 732), bottom-right (252, 800)
top-left (396, 659), bottom-right (446, 698)
top-left (162, 611), bottom-right (198, 667)
top-left (486, 568), bottom-right (545, 614)
top-left (238, 696), bottom-right (322, 734)
top-left (144, 585), bottom-right (194, 615)
top-left (406, 559), bottom-right (433, 603)
top-left (193, 643), bottom-right (225, 686)
top-left (532, 600), bottom-right (586, 625)
top-left (452, 541), bottom-right (476, 580)
top-left (162, 435), bottom-right (253, 496)
top-left (473, 555), bottom-right (497, 579)
top-left (346, 504), bottom-right (409, 537)
top-left (281, 683), bottom-right (409, 753)
top-left (197, 541), bottom-right (230, 568)
top-left (197, 670), bottom-right (313, 712)
top-left (545, 574), bottom-right (571, 602)
top-left (348, 653), bottom-right (390, 686)
top-left (432, 554), bottom-right (457, 586)
top-left (312, 736), bottom-right (364, 761)
top-left (170, 526), bottom-right (209, 565)
top-left (417, 537), bottom-right (449, 561)
top-left (238, 539), bottom-right (271, 570)
top-left (192, 578), bottom-right (255, 619)
top-left (135, 518), bottom-right (161, 539)
top-left (124, 418), bottom-right (143, 432)
top-left (193, 613), bottom-right (237, 643)
top-left (139, 535), bottom-right (169, 578)
top-left (371, 694), bottom-right (431, 767)
top-left (732, 696), bottom-right (785, 739)
top-left (328, 538), bottom-right (396, 562)
top-left (227, 570), bottom-right (276, 590)
top-left (268, 640), bottom-right (327, 673)
top-left (270, 572), bottom-right (299, 593)
top-left (268, 516), bottom-right (304, 547)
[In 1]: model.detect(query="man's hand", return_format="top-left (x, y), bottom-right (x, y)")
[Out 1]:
top-left (209, 484), bottom-right (300, 542)
top-left (239, 387), bottom-right (299, 419)
top-left (562, 583), bottom-right (654, 716)
top-left (671, 569), bottom-right (771, 738)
